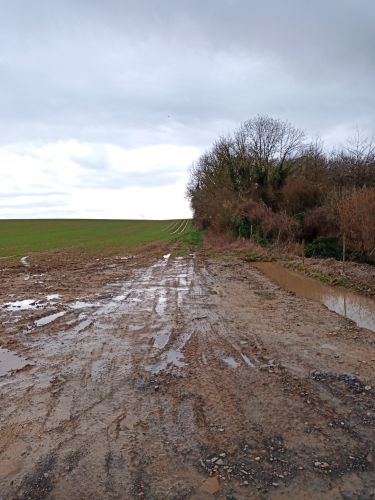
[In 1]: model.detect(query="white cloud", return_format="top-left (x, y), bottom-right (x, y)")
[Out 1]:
top-left (0, 141), bottom-right (200, 219)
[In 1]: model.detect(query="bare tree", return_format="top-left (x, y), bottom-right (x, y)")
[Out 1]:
top-left (236, 115), bottom-right (305, 187)
top-left (328, 132), bottom-right (375, 189)
top-left (187, 137), bottom-right (238, 231)
top-left (346, 130), bottom-right (375, 164)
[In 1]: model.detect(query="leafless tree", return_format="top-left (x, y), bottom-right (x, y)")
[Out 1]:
top-left (236, 115), bottom-right (305, 187)
top-left (328, 132), bottom-right (375, 189)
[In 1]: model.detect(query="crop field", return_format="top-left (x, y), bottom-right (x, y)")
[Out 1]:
top-left (0, 218), bottom-right (195, 257)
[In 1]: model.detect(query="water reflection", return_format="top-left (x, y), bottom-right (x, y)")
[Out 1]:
top-left (254, 262), bottom-right (375, 332)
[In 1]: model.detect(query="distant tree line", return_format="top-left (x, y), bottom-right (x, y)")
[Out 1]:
top-left (187, 115), bottom-right (375, 260)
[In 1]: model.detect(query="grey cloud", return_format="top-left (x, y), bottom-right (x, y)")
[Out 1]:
top-left (71, 152), bottom-right (184, 188)
top-left (0, 0), bottom-right (373, 150)
top-left (78, 168), bottom-right (182, 189)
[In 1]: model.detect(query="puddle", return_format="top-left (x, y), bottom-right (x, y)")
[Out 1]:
top-left (240, 353), bottom-right (256, 368)
top-left (2, 299), bottom-right (41, 311)
top-left (147, 349), bottom-right (185, 373)
top-left (155, 291), bottom-right (167, 316)
top-left (35, 311), bottom-right (66, 327)
top-left (69, 301), bottom-right (100, 310)
top-left (0, 347), bottom-right (29, 376)
top-left (178, 273), bottom-right (188, 287)
top-left (1, 294), bottom-right (60, 312)
top-left (113, 294), bottom-right (129, 302)
top-left (20, 256), bottom-right (30, 268)
top-left (70, 319), bottom-right (92, 334)
top-left (254, 262), bottom-right (375, 332)
top-left (153, 331), bottom-right (170, 349)
top-left (222, 356), bottom-right (239, 368)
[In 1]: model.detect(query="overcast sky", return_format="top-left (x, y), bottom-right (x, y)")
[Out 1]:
top-left (1, 0), bottom-right (374, 219)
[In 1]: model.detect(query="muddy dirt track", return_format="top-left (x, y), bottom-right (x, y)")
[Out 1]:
top-left (0, 252), bottom-right (375, 499)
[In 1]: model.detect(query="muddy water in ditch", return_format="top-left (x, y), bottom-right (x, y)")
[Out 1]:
top-left (254, 262), bottom-right (375, 332)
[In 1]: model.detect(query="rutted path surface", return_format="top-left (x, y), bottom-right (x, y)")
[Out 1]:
top-left (0, 254), bottom-right (375, 498)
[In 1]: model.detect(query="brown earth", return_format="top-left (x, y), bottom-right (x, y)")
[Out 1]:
top-left (0, 250), bottom-right (375, 499)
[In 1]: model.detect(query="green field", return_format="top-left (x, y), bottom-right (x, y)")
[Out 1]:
top-left (0, 219), bottom-right (198, 257)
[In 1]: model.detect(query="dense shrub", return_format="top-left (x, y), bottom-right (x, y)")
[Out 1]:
top-left (339, 187), bottom-right (375, 260)
top-left (261, 210), bottom-right (299, 243)
top-left (232, 214), bottom-right (251, 238)
top-left (281, 176), bottom-right (325, 215)
top-left (241, 200), bottom-right (298, 244)
top-left (305, 237), bottom-right (342, 259)
top-left (302, 206), bottom-right (338, 241)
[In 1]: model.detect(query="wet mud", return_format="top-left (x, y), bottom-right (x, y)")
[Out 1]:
top-left (0, 253), bottom-right (374, 499)
top-left (0, 348), bottom-right (29, 377)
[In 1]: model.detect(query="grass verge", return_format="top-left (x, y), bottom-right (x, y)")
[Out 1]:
top-left (172, 225), bottom-right (204, 255)
top-left (285, 261), bottom-right (375, 297)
